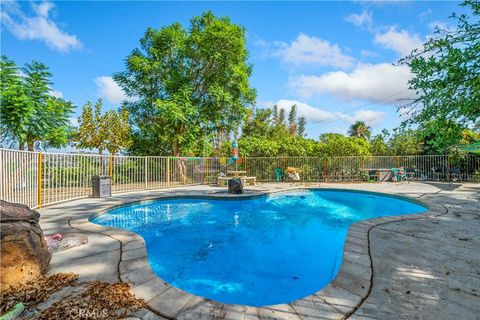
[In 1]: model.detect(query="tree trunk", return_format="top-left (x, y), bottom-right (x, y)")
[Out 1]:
top-left (173, 139), bottom-right (187, 184)
top-left (27, 141), bottom-right (34, 151)
top-left (172, 140), bottom-right (180, 157)
top-left (18, 141), bottom-right (25, 151)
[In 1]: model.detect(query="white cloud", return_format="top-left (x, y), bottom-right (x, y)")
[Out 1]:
top-left (272, 33), bottom-right (355, 69)
top-left (257, 100), bottom-right (275, 108)
top-left (374, 27), bottom-right (423, 56)
top-left (50, 90), bottom-right (63, 98)
top-left (1, 1), bottom-right (82, 52)
top-left (289, 63), bottom-right (415, 102)
top-left (94, 76), bottom-right (130, 104)
top-left (345, 10), bottom-right (373, 30)
top-left (342, 110), bottom-right (385, 127)
top-left (271, 99), bottom-right (385, 128)
top-left (419, 9), bottom-right (433, 21)
top-left (360, 50), bottom-right (378, 58)
top-left (274, 99), bottom-right (337, 123)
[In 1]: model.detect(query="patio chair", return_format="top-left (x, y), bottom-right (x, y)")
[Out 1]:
top-left (449, 168), bottom-right (460, 182)
top-left (367, 170), bottom-right (379, 182)
top-left (391, 168), bottom-right (407, 182)
top-left (274, 168), bottom-right (286, 182)
top-left (432, 167), bottom-right (445, 181)
top-left (405, 168), bottom-right (417, 180)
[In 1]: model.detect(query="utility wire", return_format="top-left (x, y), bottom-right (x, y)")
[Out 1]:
top-left (304, 88), bottom-right (413, 131)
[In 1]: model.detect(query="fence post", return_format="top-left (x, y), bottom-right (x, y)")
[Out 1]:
top-left (447, 155), bottom-right (450, 182)
top-left (37, 152), bottom-right (43, 208)
top-left (205, 158), bottom-right (209, 184)
top-left (145, 157), bottom-right (148, 189)
top-left (109, 155), bottom-right (113, 177)
top-left (324, 159), bottom-right (327, 182)
top-left (167, 157), bottom-right (170, 188)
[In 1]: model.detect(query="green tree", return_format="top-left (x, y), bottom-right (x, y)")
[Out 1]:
top-left (0, 57), bottom-right (74, 150)
top-left (389, 128), bottom-right (423, 155)
top-left (242, 108), bottom-right (274, 138)
top-left (370, 129), bottom-right (390, 156)
top-left (318, 133), bottom-right (371, 156)
top-left (399, 0), bottom-right (479, 151)
top-left (114, 11), bottom-right (256, 156)
top-left (272, 105), bottom-right (278, 123)
top-left (288, 105), bottom-right (297, 135)
top-left (297, 117), bottom-right (306, 137)
top-left (0, 56), bottom-right (30, 148)
top-left (348, 121), bottom-right (371, 140)
top-left (274, 108), bottom-right (288, 137)
top-left (75, 99), bottom-right (132, 155)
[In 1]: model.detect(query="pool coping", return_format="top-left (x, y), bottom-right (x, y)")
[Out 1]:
top-left (69, 187), bottom-right (446, 319)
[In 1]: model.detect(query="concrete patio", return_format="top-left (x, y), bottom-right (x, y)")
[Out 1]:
top-left (37, 182), bottom-right (480, 319)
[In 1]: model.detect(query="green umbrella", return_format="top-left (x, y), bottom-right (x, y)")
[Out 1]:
top-left (458, 141), bottom-right (480, 155)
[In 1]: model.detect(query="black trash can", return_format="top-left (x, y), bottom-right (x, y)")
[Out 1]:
top-left (228, 178), bottom-right (244, 194)
top-left (92, 175), bottom-right (111, 198)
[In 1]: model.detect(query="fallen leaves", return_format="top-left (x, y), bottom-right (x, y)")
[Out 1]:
top-left (1, 273), bottom-right (146, 320)
top-left (37, 281), bottom-right (146, 320)
top-left (0, 273), bottom-right (79, 314)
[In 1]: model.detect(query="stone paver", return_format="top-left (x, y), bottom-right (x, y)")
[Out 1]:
top-left (36, 182), bottom-right (480, 319)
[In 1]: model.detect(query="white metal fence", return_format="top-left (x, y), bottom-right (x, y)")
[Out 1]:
top-left (1, 148), bottom-right (479, 209)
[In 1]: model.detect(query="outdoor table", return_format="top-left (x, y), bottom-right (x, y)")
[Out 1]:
top-left (359, 168), bottom-right (393, 182)
top-left (227, 170), bottom-right (247, 177)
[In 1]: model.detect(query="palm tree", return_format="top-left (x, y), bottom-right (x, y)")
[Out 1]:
top-left (348, 121), bottom-right (371, 140)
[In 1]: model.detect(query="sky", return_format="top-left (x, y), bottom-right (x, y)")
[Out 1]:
top-left (1, 0), bottom-right (465, 140)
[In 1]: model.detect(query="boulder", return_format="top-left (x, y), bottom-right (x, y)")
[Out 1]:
top-left (0, 200), bottom-right (51, 289)
top-left (228, 178), bottom-right (244, 194)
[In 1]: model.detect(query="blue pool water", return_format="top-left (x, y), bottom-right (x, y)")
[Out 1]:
top-left (92, 190), bottom-right (426, 306)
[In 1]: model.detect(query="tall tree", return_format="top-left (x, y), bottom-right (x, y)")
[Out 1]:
top-left (399, 0), bottom-right (479, 151)
top-left (348, 121), bottom-right (371, 140)
top-left (114, 11), bottom-right (256, 156)
top-left (0, 57), bottom-right (74, 150)
top-left (75, 99), bottom-right (106, 154)
top-left (272, 105), bottom-right (278, 123)
top-left (74, 99), bottom-right (132, 155)
top-left (242, 108), bottom-right (274, 138)
top-left (288, 104), bottom-right (297, 135)
top-left (297, 117), bottom-right (306, 137)
top-left (277, 108), bottom-right (286, 128)
top-left (0, 56), bottom-right (30, 147)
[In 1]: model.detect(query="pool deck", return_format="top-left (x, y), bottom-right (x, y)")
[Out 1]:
top-left (37, 182), bottom-right (480, 320)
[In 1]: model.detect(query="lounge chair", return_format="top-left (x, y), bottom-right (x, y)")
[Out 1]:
top-left (391, 168), bottom-right (407, 182)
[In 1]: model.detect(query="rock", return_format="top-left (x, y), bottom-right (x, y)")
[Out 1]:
top-left (228, 178), bottom-right (244, 194)
top-left (1, 200), bottom-right (51, 288)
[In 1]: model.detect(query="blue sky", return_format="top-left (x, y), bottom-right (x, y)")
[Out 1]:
top-left (1, 1), bottom-right (464, 140)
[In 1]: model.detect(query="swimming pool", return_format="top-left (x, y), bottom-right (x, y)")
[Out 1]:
top-left (92, 189), bottom-right (427, 306)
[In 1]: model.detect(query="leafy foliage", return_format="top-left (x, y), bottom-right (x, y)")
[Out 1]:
top-left (348, 121), bottom-right (371, 140)
top-left (0, 56), bottom-right (74, 150)
top-left (114, 11), bottom-right (256, 155)
top-left (399, 0), bottom-right (480, 152)
top-left (297, 117), bottom-right (306, 137)
top-left (318, 133), bottom-right (371, 156)
top-left (74, 99), bottom-right (132, 155)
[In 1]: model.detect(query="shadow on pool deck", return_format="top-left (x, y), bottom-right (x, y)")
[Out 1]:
top-left (36, 182), bottom-right (480, 320)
